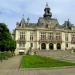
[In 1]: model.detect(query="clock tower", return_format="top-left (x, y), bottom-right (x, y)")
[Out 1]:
top-left (43, 3), bottom-right (52, 19)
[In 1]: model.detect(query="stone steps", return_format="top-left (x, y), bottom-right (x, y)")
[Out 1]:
top-left (37, 50), bottom-right (75, 62)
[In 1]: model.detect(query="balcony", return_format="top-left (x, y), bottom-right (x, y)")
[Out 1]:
top-left (39, 38), bottom-right (62, 43)
top-left (54, 36), bottom-right (62, 43)
top-left (39, 39), bottom-right (48, 43)
top-left (48, 39), bottom-right (55, 42)
top-left (17, 38), bottom-right (26, 43)
top-left (48, 39), bottom-right (62, 43)
top-left (54, 39), bottom-right (62, 43)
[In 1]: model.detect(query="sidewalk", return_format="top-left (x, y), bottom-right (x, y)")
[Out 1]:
top-left (0, 55), bottom-right (22, 69)
top-left (0, 55), bottom-right (75, 75)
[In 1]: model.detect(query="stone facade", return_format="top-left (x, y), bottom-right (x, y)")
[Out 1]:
top-left (13, 3), bottom-right (75, 55)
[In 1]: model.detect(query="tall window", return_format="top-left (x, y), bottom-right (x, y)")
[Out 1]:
top-left (30, 43), bottom-right (33, 48)
top-left (40, 32), bottom-right (46, 40)
top-left (48, 33), bottom-right (53, 40)
top-left (20, 31), bottom-right (25, 40)
top-left (56, 33), bottom-right (61, 40)
top-left (65, 33), bottom-right (68, 41)
top-left (30, 32), bottom-right (34, 41)
top-left (66, 43), bottom-right (68, 48)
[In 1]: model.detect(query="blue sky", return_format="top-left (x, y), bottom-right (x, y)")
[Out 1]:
top-left (0, 0), bottom-right (75, 31)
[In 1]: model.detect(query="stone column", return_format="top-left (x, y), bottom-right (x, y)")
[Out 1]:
top-left (26, 31), bottom-right (30, 50)
top-left (54, 44), bottom-right (57, 50)
top-left (15, 43), bottom-right (19, 55)
top-left (39, 44), bottom-right (41, 50)
top-left (68, 33), bottom-right (71, 49)
top-left (46, 43), bottom-right (49, 50)
top-left (61, 32), bottom-right (65, 50)
top-left (36, 31), bottom-right (40, 50)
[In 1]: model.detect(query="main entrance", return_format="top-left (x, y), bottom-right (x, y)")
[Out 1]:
top-left (57, 43), bottom-right (61, 50)
top-left (49, 43), bottom-right (54, 50)
top-left (41, 43), bottom-right (46, 50)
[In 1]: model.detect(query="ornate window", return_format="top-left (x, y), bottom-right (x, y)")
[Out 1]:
top-left (30, 32), bottom-right (34, 41)
top-left (19, 31), bottom-right (25, 48)
top-left (48, 33), bottom-right (53, 40)
top-left (40, 32), bottom-right (46, 40)
top-left (19, 31), bottom-right (25, 40)
top-left (65, 33), bottom-right (68, 41)
top-left (56, 33), bottom-right (61, 40)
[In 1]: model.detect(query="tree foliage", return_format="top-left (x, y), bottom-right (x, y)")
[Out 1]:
top-left (0, 23), bottom-right (16, 52)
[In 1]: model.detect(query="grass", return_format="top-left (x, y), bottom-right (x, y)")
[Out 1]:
top-left (20, 55), bottom-right (75, 68)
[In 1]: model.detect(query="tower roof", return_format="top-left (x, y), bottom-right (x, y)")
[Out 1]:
top-left (43, 3), bottom-right (52, 18)
top-left (19, 14), bottom-right (26, 27)
top-left (20, 14), bottom-right (25, 24)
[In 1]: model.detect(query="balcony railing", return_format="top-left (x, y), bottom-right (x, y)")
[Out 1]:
top-left (39, 39), bottom-right (48, 43)
top-left (54, 39), bottom-right (62, 43)
top-left (39, 38), bottom-right (62, 43)
top-left (17, 38), bottom-right (26, 43)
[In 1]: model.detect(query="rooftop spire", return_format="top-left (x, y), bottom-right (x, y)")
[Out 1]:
top-left (46, 2), bottom-right (49, 8)
top-left (22, 14), bottom-right (24, 17)
top-left (21, 14), bottom-right (25, 22)
top-left (20, 14), bottom-right (26, 27)
top-left (68, 19), bottom-right (69, 22)
top-left (27, 17), bottom-right (30, 25)
top-left (43, 3), bottom-right (52, 18)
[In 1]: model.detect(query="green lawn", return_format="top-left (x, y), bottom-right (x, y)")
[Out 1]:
top-left (20, 55), bottom-right (75, 68)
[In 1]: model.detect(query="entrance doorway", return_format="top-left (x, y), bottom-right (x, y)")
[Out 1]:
top-left (57, 43), bottom-right (61, 50)
top-left (41, 43), bottom-right (46, 50)
top-left (49, 43), bottom-right (54, 50)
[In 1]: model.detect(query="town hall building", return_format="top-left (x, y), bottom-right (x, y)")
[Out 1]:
top-left (13, 3), bottom-right (75, 55)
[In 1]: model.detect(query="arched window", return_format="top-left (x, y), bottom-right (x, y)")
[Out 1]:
top-left (41, 43), bottom-right (46, 50)
top-left (49, 43), bottom-right (54, 50)
top-left (57, 43), bottom-right (61, 50)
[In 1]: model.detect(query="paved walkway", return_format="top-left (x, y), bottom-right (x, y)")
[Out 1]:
top-left (0, 55), bottom-right (22, 75)
top-left (0, 55), bottom-right (22, 69)
top-left (0, 55), bottom-right (75, 75)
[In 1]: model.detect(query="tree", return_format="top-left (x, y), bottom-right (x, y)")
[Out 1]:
top-left (9, 39), bottom-right (16, 52)
top-left (0, 23), bottom-right (16, 52)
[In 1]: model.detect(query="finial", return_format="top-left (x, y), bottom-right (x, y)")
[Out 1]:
top-left (46, 2), bottom-right (49, 8)
top-left (22, 14), bottom-right (24, 18)
top-left (27, 17), bottom-right (30, 25)
top-left (46, 2), bottom-right (48, 6)
top-left (27, 17), bottom-right (30, 21)
top-left (68, 19), bottom-right (69, 22)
